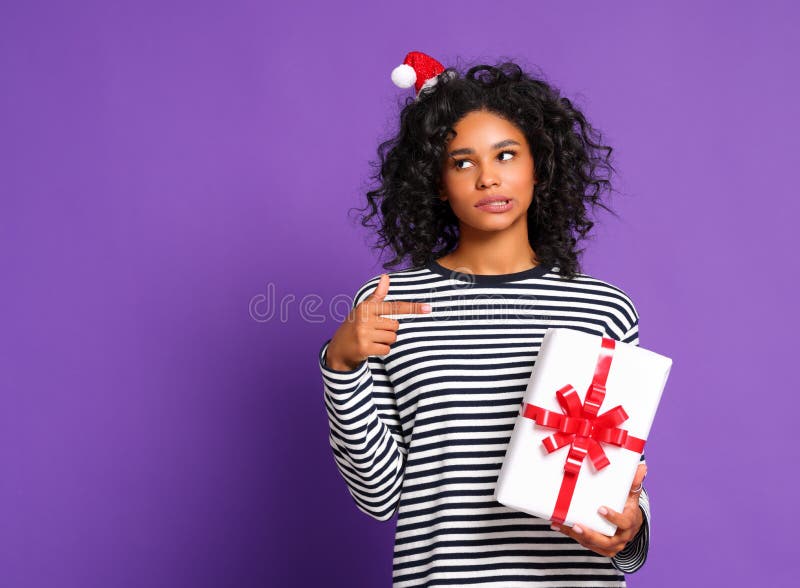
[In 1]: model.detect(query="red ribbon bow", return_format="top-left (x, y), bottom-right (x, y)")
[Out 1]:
top-left (521, 336), bottom-right (646, 524)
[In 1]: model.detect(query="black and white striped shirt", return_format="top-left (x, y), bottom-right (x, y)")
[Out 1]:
top-left (319, 260), bottom-right (650, 587)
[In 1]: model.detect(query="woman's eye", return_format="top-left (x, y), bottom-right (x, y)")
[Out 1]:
top-left (453, 150), bottom-right (515, 170)
top-left (499, 150), bottom-right (516, 161)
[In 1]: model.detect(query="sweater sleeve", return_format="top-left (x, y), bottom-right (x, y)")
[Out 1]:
top-left (319, 284), bottom-right (407, 522)
top-left (609, 313), bottom-right (651, 574)
top-left (611, 484), bottom-right (650, 573)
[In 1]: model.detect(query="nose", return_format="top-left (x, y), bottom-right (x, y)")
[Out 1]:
top-left (476, 164), bottom-right (499, 189)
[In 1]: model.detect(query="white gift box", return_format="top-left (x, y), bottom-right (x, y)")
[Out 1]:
top-left (495, 328), bottom-right (672, 536)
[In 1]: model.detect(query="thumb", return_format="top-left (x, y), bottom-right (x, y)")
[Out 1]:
top-left (366, 274), bottom-right (390, 302)
top-left (631, 463), bottom-right (647, 492)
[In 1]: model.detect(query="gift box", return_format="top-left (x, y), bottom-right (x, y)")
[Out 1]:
top-left (495, 328), bottom-right (672, 536)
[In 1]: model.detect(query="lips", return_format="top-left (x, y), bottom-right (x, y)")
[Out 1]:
top-left (475, 199), bottom-right (514, 213)
top-left (475, 196), bottom-right (511, 206)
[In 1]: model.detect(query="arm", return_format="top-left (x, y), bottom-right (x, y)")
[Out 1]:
top-left (548, 300), bottom-right (651, 570)
top-left (319, 286), bottom-right (407, 521)
top-left (611, 472), bottom-right (650, 573)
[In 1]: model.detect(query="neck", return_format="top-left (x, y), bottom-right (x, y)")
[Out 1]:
top-left (438, 220), bottom-right (538, 275)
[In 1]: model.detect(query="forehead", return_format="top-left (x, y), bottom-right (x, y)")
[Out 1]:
top-left (447, 110), bottom-right (526, 146)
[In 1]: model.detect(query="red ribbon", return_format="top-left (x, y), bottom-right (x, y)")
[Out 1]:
top-left (521, 336), bottom-right (646, 525)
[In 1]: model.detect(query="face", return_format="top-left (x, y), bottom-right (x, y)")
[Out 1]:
top-left (439, 109), bottom-right (536, 233)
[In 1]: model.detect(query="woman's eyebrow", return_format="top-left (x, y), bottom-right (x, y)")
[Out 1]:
top-left (448, 139), bottom-right (521, 157)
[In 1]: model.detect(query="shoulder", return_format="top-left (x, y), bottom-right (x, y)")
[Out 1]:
top-left (551, 267), bottom-right (639, 334)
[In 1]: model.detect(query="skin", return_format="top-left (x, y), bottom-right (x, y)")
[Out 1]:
top-left (436, 109), bottom-right (646, 557)
top-left (436, 108), bottom-right (539, 275)
top-left (551, 463), bottom-right (647, 558)
top-left (324, 274), bottom-right (431, 371)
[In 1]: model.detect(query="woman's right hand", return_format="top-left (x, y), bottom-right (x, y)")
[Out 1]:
top-left (325, 273), bottom-right (432, 371)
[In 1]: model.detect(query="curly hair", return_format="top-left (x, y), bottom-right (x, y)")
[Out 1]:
top-left (350, 60), bottom-right (618, 280)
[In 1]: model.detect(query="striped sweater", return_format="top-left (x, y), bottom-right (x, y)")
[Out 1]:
top-left (319, 260), bottom-right (650, 587)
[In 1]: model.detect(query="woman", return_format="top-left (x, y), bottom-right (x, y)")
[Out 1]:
top-left (320, 54), bottom-right (649, 587)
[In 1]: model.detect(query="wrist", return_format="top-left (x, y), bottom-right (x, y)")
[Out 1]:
top-left (630, 505), bottom-right (646, 541)
top-left (324, 348), bottom-right (360, 371)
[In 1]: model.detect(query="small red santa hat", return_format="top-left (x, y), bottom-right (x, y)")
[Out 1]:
top-left (391, 51), bottom-right (446, 97)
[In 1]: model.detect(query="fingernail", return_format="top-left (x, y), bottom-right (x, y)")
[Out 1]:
top-left (573, 525), bottom-right (583, 534)
top-left (598, 506), bottom-right (608, 515)
top-left (421, 304), bottom-right (432, 312)
top-left (550, 524), bottom-right (559, 531)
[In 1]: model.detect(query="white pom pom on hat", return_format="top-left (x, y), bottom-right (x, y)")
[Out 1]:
top-left (391, 63), bottom-right (416, 89)
top-left (390, 51), bottom-right (446, 98)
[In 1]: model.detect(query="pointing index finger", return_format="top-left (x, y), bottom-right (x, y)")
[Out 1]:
top-left (378, 300), bottom-right (432, 316)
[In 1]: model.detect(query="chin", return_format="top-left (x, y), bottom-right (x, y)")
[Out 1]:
top-left (464, 218), bottom-right (519, 233)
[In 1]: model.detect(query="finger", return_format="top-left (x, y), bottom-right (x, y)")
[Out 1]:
top-left (630, 463), bottom-right (647, 495)
top-left (374, 316), bottom-right (401, 331)
top-left (571, 523), bottom-right (613, 552)
top-left (599, 501), bottom-right (643, 544)
top-left (551, 523), bottom-right (614, 556)
top-left (365, 274), bottom-right (390, 302)
top-left (378, 299), bottom-right (432, 316)
top-left (368, 343), bottom-right (392, 356)
top-left (597, 505), bottom-right (626, 527)
top-left (372, 329), bottom-right (398, 346)
top-left (550, 522), bottom-right (581, 543)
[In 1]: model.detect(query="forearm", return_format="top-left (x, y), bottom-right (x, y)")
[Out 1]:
top-left (611, 486), bottom-right (650, 573)
top-left (320, 338), bottom-right (405, 520)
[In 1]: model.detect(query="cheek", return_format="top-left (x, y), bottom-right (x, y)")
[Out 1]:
top-left (512, 155), bottom-right (535, 181)
top-left (442, 173), bottom-right (469, 198)
top-left (444, 169), bottom-right (463, 184)
top-left (513, 167), bottom-right (536, 194)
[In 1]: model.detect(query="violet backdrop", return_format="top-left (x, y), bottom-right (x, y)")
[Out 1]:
top-left (1, 1), bottom-right (797, 586)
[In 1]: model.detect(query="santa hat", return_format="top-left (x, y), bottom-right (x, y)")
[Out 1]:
top-left (391, 51), bottom-right (446, 98)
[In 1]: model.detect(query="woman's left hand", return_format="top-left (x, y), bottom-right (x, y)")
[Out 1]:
top-left (550, 463), bottom-right (647, 558)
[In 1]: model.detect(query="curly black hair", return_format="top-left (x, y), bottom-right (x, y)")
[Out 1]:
top-left (350, 60), bottom-right (619, 280)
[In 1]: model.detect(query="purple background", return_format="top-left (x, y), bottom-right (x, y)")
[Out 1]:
top-left (1, 1), bottom-right (797, 586)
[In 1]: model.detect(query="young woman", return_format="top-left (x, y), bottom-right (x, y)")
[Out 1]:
top-left (319, 53), bottom-right (649, 587)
